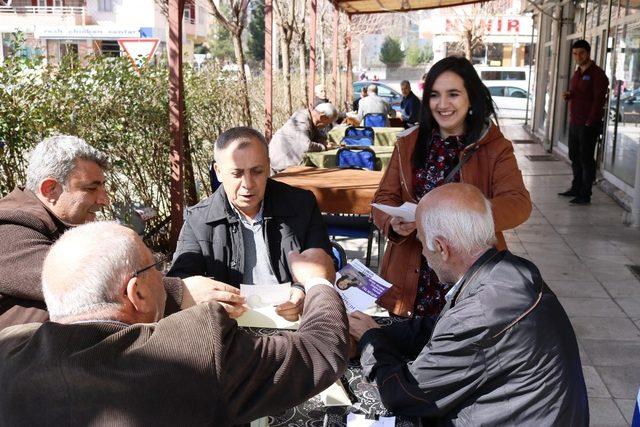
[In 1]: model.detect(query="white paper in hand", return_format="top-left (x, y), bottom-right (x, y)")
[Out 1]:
top-left (371, 202), bottom-right (417, 222)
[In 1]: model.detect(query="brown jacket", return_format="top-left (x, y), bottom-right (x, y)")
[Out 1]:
top-left (0, 188), bottom-right (182, 331)
top-left (0, 285), bottom-right (349, 426)
top-left (373, 124), bottom-right (532, 317)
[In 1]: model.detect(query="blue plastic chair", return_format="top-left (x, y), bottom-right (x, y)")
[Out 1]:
top-left (363, 113), bottom-right (386, 127)
top-left (336, 147), bottom-right (377, 171)
top-left (342, 126), bottom-right (374, 146)
top-left (330, 240), bottom-right (347, 271)
top-left (322, 214), bottom-right (384, 268)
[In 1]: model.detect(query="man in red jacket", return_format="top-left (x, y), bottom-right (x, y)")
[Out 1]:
top-left (560, 39), bottom-right (609, 205)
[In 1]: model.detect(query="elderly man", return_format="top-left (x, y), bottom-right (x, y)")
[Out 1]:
top-left (269, 103), bottom-right (338, 172)
top-left (0, 222), bottom-right (348, 425)
top-left (169, 127), bottom-right (331, 321)
top-left (0, 135), bottom-right (245, 331)
top-left (357, 84), bottom-right (393, 126)
top-left (398, 80), bottom-right (421, 126)
top-left (349, 183), bottom-right (588, 425)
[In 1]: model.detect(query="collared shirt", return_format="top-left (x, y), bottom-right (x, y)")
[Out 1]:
top-left (231, 203), bottom-right (279, 286)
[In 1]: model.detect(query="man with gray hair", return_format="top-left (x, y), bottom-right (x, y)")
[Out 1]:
top-left (349, 183), bottom-right (588, 425)
top-left (0, 135), bottom-right (246, 331)
top-left (268, 102), bottom-right (338, 172)
top-left (357, 84), bottom-right (393, 126)
top-left (0, 221), bottom-right (348, 425)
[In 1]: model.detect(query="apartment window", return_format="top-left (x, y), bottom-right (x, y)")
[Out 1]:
top-left (98, 0), bottom-right (113, 12)
top-left (198, 6), bottom-right (205, 24)
top-left (183, 8), bottom-right (191, 20)
top-left (37, 0), bottom-right (47, 6)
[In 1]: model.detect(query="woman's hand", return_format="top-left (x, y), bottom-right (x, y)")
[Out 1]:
top-left (390, 217), bottom-right (416, 236)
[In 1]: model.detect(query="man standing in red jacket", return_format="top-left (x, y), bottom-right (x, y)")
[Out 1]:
top-left (560, 39), bottom-right (609, 205)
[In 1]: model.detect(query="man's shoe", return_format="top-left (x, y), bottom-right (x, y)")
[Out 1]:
top-left (558, 189), bottom-right (578, 197)
top-left (569, 197), bottom-right (591, 205)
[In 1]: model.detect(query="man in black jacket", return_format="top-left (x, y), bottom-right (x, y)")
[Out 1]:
top-left (168, 127), bottom-right (331, 321)
top-left (349, 183), bottom-right (588, 425)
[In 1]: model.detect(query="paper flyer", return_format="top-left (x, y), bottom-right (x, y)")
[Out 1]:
top-left (236, 283), bottom-right (298, 329)
top-left (334, 260), bottom-right (392, 313)
top-left (371, 202), bottom-right (417, 222)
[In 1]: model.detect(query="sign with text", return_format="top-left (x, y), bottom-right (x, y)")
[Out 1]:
top-left (35, 26), bottom-right (140, 40)
top-left (117, 38), bottom-right (159, 74)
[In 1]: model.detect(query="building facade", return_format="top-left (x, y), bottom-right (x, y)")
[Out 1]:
top-left (0, 0), bottom-right (212, 64)
top-left (526, 0), bottom-right (640, 214)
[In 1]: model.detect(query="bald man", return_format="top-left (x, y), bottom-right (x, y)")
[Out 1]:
top-left (349, 183), bottom-right (588, 425)
top-left (0, 222), bottom-right (348, 425)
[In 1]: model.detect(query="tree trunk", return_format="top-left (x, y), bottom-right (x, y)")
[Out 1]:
top-left (280, 34), bottom-right (293, 116)
top-left (232, 32), bottom-right (252, 126)
top-left (298, 36), bottom-right (307, 106)
top-left (463, 28), bottom-right (473, 61)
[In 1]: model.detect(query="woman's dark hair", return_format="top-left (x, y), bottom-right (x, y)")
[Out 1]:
top-left (414, 56), bottom-right (498, 169)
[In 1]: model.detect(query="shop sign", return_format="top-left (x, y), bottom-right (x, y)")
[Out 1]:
top-left (34, 26), bottom-right (140, 40)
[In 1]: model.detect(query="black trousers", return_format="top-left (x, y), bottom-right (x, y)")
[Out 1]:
top-left (568, 124), bottom-right (598, 199)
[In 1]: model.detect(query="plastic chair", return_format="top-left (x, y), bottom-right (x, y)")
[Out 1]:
top-left (336, 147), bottom-right (377, 171)
top-left (363, 113), bottom-right (387, 127)
top-left (341, 126), bottom-right (374, 146)
top-left (330, 240), bottom-right (347, 272)
top-left (322, 214), bottom-right (384, 268)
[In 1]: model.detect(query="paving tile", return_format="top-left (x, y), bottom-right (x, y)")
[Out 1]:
top-left (577, 339), bottom-right (592, 366)
top-left (597, 366), bottom-right (640, 399)
top-left (581, 339), bottom-right (640, 367)
top-left (570, 317), bottom-right (640, 341)
top-left (600, 279), bottom-right (640, 297)
top-left (558, 297), bottom-right (627, 318)
top-left (583, 366), bottom-right (612, 399)
top-left (547, 280), bottom-right (609, 298)
top-left (589, 397), bottom-right (627, 426)
top-left (615, 296), bottom-right (640, 318)
top-left (614, 399), bottom-right (636, 425)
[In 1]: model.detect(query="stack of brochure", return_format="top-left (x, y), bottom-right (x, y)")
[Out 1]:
top-left (334, 259), bottom-right (392, 313)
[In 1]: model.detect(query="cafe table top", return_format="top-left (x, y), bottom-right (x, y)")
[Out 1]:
top-left (272, 166), bottom-right (383, 215)
top-left (303, 146), bottom-right (395, 171)
top-left (328, 125), bottom-right (404, 146)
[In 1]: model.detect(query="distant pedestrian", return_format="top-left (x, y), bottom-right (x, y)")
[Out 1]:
top-left (560, 39), bottom-right (609, 205)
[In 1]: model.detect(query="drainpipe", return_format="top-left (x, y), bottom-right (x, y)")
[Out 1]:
top-left (524, 14), bottom-right (535, 126)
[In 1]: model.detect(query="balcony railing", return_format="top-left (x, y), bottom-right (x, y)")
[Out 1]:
top-left (0, 6), bottom-right (86, 15)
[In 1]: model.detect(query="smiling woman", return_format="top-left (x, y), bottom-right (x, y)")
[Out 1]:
top-left (371, 56), bottom-right (532, 318)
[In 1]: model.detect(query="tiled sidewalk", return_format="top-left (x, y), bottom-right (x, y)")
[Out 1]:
top-left (339, 124), bottom-right (640, 426)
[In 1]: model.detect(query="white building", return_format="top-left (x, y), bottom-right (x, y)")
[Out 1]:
top-left (0, 0), bottom-right (213, 63)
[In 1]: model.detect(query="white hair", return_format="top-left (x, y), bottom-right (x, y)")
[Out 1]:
top-left (42, 221), bottom-right (144, 320)
top-left (314, 102), bottom-right (338, 120)
top-left (420, 197), bottom-right (496, 256)
top-left (367, 84), bottom-right (378, 94)
top-left (26, 135), bottom-right (108, 192)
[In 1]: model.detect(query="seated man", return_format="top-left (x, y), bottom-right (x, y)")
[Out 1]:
top-left (0, 222), bottom-right (348, 425)
top-left (398, 80), bottom-right (420, 126)
top-left (352, 85), bottom-right (368, 112)
top-left (313, 83), bottom-right (329, 107)
top-left (169, 127), bottom-right (331, 320)
top-left (357, 84), bottom-right (393, 126)
top-left (0, 135), bottom-right (245, 331)
top-left (269, 103), bottom-right (337, 172)
top-left (349, 183), bottom-right (588, 425)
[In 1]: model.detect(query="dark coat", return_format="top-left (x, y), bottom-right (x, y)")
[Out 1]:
top-left (0, 285), bottom-right (349, 426)
top-left (359, 249), bottom-right (588, 426)
top-left (0, 188), bottom-right (183, 332)
top-left (168, 179), bottom-right (331, 286)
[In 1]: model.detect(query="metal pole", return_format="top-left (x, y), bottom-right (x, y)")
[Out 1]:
top-left (308, 0), bottom-right (317, 107)
top-left (332, 1), bottom-right (339, 104)
top-left (168, 0), bottom-right (185, 249)
top-left (631, 142), bottom-right (640, 227)
top-left (264, 0), bottom-right (273, 141)
top-left (524, 14), bottom-right (535, 126)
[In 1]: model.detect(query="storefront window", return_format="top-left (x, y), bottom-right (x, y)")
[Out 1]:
top-left (604, 22), bottom-right (640, 186)
top-left (620, 0), bottom-right (640, 15)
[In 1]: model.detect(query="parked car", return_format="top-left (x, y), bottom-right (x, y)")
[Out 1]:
top-left (609, 88), bottom-right (640, 124)
top-left (475, 66), bottom-right (530, 92)
top-left (486, 84), bottom-right (532, 120)
top-left (352, 81), bottom-right (403, 110)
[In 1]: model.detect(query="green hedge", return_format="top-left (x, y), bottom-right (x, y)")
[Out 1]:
top-left (0, 50), bottom-right (306, 249)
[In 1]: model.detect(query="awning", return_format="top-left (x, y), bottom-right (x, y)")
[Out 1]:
top-left (336, 0), bottom-right (487, 14)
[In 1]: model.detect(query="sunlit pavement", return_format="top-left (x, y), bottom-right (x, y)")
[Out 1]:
top-left (338, 122), bottom-right (640, 425)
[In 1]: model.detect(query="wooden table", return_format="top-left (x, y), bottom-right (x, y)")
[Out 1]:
top-left (272, 166), bottom-right (383, 215)
top-left (303, 146), bottom-right (394, 171)
top-left (328, 125), bottom-right (403, 146)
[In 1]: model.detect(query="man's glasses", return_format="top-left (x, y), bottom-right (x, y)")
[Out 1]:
top-left (132, 253), bottom-right (167, 278)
